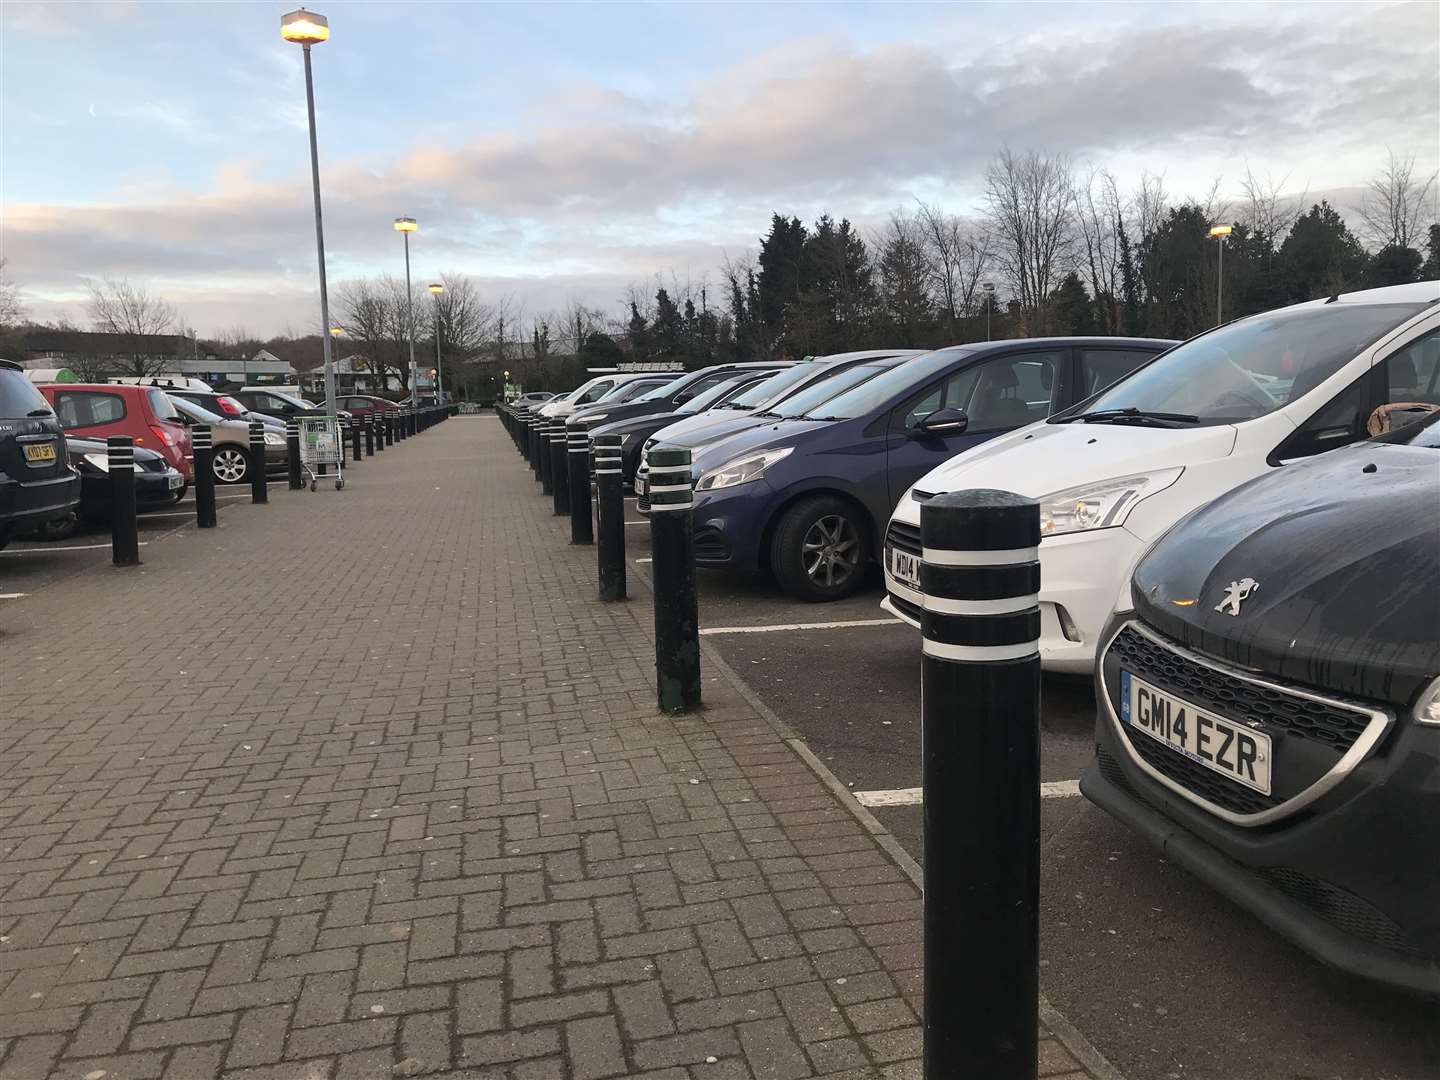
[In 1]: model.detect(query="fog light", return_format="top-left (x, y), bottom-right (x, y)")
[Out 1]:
top-left (1056, 604), bottom-right (1082, 643)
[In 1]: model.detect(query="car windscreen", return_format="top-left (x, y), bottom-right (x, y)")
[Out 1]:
top-left (171, 397), bottom-right (225, 424)
top-left (148, 388), bottom-right (181, 420)
top-left (722, 366), bottom-right (817, 410)
top-left (635, 378), bottom-right (688, 402)
top-left (609, 378), bottom-right (676, 403)
top-left (1068, 302), bottom-right (1431, 427)
top-left (0, 370), bottom-right (53, 417)
top-left (676, 376), bottom-right (751, 415)
top-left (772, 351), bottom-right (955, 420)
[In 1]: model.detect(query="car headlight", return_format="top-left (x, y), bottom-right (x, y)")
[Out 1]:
top-left (580, 413), bottom-right (608, 425)
top-left (264, 432), bottom-right (285, 446)
top-left (1416, 677), bottom-right (1440, 726)
top-left (1039, 469), bottom-right (1182, 537)
top-left (81, 452), bottom-right (111, 472)
top-left (695, 447), bottom-right (793, 492)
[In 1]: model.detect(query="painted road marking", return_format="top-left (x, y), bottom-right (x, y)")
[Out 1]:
top-left (634, 557), bottom-right (652, 564)
top-left (625, 521), bottom-right (648, 526)
top-left (854, 780), bottom-right (1082, 807)
top-left (701, 618), bottom-right (902, 636)
top-left (0, 592), bottom-right (27, 600)
top-left (0, 542), bottom-right (151, 555)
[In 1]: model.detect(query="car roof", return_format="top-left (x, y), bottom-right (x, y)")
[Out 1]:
top-left (1298, 281), bottom-right (1440, 306)
top-left (813, 349), bottom-right (927, 362)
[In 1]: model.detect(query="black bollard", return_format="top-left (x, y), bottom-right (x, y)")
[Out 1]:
top-left (593, 434), bottom-right (626, 602)
top-left (351, 418), bottom-right (362, 462)
top-left (286, 421), bottom-right (303, 490)
top-left (193, 426), bottom-right (218, 528)
top-left (338, 417), bottom-right (348, 464)
top-left (383, 414), bottom-right (393, 448)
top-left (364, 417), bottom-right (374, 457)
top-left (550, 422), bottom-right (570, 516)
top-left (647, 447), bottom-right (700, 712)
top-left (529, 419), bottom-right (542, 478)
top-left (567, 429), bottom-right (593, 545)
top-left (248, 421), bottom-right (268, 504)
top-left (107, 436), bottom-right (140, 566)
top-left (539, 421), bottom-right (554, 496)
top-left (919, 489), bottom-right (1041, 1080)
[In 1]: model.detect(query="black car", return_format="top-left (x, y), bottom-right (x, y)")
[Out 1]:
top-left (232, 388), bottom-right (329, 419)
top-left (1083, 410), bottom-right (1440, 996)
top-left (170, 389), bottom-right (284, 431)
top-left (0, 361), bottom-right (80, 549)
top-left (568, 362), bottom-right (789, 480)
top-left (26, 436), bottom-right (186, 540)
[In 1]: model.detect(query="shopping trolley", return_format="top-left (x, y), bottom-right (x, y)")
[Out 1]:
top-left (298, 414), bottom-right (344, 491)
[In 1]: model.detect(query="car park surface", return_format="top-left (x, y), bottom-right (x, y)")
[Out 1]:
top-left (885, 283), bottom-right (1440, 672)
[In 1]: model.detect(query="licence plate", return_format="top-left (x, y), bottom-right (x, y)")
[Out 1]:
top-left (634, 475), bottom-right (647, 496)
top-left (168, 474), bottom-right (184, 490)
top-left (890, 547), bottom-right (921, 590)
top-left (1121, 671), bottom-right (1272, 794)
top-left (23, 443), bottom-right (56, 463)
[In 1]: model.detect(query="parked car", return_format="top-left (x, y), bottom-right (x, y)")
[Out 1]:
top-left (169, 397), bottom-right (288, 483)
top-left (641, 350), bottom-right (925, 459)
top-left (27, 436), bottom-right (185, 540)
top-left (662, 337), bottom-right (1174, 601)
top-left (611, 371), bottom-right (787, 486)
top-left (538, 372), bottom-right (659, 419)
top-left (567, 362), bottom-right (792, 434)
top-left (0, 360), bottom-right (80, 550)
top-left (232, 388), bottom-right (325, 419)
top-left (321, 394), bottom-right (395, 418)
top-left (40, 382), bottom-right (194, 481)
top-left (170, 389), bottom-right (285, 431)
top-left (510, 392), bottom-right (554, 410)
top-left (885, 282), bottom-right (1438, 672)
top-left (597, 374), bottom-right (681, 404)
top-left (1083, 408), bottom-right (1440, 996)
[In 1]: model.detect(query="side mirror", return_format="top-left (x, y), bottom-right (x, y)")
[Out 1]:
top-left (915, 407), bottom-right (968, 435)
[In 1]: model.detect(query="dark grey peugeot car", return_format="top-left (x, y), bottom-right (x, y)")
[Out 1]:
top-left (1083, 409), bottom-right (1440, 996)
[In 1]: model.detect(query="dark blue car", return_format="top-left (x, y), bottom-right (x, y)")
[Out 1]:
top-left (644, 337), bottom-right (1174, 600)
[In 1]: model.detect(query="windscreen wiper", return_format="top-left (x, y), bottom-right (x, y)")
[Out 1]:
top-left (1060, 407), bottom-right (1198, 427)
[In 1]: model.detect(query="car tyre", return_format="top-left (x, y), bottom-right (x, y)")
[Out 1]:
top-left (213, 447), bottom-right (248, 484)
top-left (30, 513), bottom-right (79, 542)
top-left (769, 494), bottom-right (870, 602)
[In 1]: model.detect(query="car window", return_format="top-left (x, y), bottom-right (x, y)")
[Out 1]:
top-left (771, 362), bottom-right (902, 419)
top-left (1277, 378), bottom-right (1368, 460)
top-left (0, 370), bottom-right (53, 416)
top-left (147, 389), bottom-right (180, 420)
top-left (963, 351), bottom-right (1063, 431)
top-left (1079, 348), bottom-right (1156, 396)
top-left (576, 380), bottom-right (615, 404)
top-left (1074, 302), bottom-right (1428, 426)
top-left (726, 365), bottom-right (818, 409)
top-left (676, 376), bottom-right (753, 415)
top-left (1367, 331), bottom-right (1440, 436)
top-left (804, 347), bottom-right (973, 420)
top-left (54, 390), bottom-right (127, 427)
top-left (676, 371), bottom-right (739, 402)
top-left (173, 397), bottom-right (226, 424)
top-left (898, 367), bottom-right (981, 429)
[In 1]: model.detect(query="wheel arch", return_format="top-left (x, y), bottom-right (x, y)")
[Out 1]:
top-left (757, 484), bottom-right (877, 570)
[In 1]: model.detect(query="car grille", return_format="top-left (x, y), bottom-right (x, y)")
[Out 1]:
top-left (889, 593), bottom-right (923, 623)
top-left (138, 458), bottom-right (168, 473)
top-left (694, 527), bottom-right (729, 562)
top-left (885, 520), bottom-right (921, 558)
top-left (1111, 626), bottom-right (1372, 748)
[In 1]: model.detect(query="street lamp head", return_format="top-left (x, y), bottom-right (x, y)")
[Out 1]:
top-left (329, 326), bottom-right (343, 337)
top-left (280, 9), bottom-right (329, 45)
top-left (981, 282), bottom-right (996, 293)
top-left (1209, 224), bottom-right (1234, 238)
top-left (393, 217), bottom-right (418, 233)
top-left (427, 282), bottom-right (444, 295)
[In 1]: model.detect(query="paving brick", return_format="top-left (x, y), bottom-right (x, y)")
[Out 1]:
top-left (286, 1017), bottom-right (397, 1059)
top-left (613, 980), bottom-right (676, 1040)
top-left (565, 1015), bottom-right (627, 1080)
top-left (129, 1013), bottom-right (236, 1051)
top-left (460, 1028), bottom-right (561, 1067)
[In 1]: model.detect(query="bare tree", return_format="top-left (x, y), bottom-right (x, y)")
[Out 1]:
top-left (915, 202), bottom-right (993, 339)
top-left (1358, 149), bottom-right (1437, 250)
top-left (1238, 166), bottom-right (1306, 245)
top-left (562, 298), bottom-right (603, 357)
top-left (1132, 170), bottom-right (1170, 244)
top-left (0, 258), bottom-right (25, 331)
top-left (84, 277), bottom-right (180, 377)
top-left (1074, 170), bottom-right (1128, 332)
top-left (984, 148), bottom-right (1077, 332)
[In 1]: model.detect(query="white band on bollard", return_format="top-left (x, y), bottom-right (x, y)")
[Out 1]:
top-left (922, 546), bottom-right (1038, 566)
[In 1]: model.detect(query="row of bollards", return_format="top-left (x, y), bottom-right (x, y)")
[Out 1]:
top-left (103, 404), bottom-right (454, 569)
top-left (496, 398), bottom-right (1045, 1080)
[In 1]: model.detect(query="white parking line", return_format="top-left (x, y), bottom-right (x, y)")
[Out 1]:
top-left (0, 542), bottom-right (150, 555)
top-left (700, 618), bottom-right (902, 636)
top-left (853, 780), bottom-right (1082, 807)
top-left (0, 592), bottom-right (27, 600)
top-left (634, 557), bottom-right (652, 564)
top-left (625, 521), bottom-right (648, 526)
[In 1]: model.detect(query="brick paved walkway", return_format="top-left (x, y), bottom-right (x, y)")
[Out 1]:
top-left (0, 418), bottom-right (1104, 1079)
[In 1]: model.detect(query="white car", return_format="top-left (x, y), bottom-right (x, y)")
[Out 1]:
top-left (882, 281), bottom-right (1440, 673)
top-left (537, 373), bottom-right (651, 419)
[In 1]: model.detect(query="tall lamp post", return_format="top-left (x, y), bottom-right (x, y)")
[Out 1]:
top-left (393, 217), bottom-right (418, 404)
top-left (280, 9), bottom-right (338, 419)
top-left (1209, 224), bottom-right (1233, 326)
top-left (981, 282), bottom-right (996, 341)
top-left (329, 325), bottom-right (342, 395)
top-left (427, 282), bottom-right (444, 404)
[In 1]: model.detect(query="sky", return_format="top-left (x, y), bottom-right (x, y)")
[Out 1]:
top-left (2, 0), bottom-right (1437, 339)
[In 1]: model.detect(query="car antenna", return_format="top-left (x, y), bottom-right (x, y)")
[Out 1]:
top-left (1325, 291), bottom-right (1342, 304)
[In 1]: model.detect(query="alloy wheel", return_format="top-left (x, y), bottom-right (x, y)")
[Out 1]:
top-left (801, 514), bottom-right (860, 589)
top-left (213, 448), bottom-right (247, 483)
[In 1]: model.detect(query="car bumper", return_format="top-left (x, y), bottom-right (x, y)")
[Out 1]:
top-left (0, 470), bottom-right (81, 529)
top-left (1086, 618), bottom-right (1440, 997)
top-left (881, 519), bottom-right (1145, 673)
top-left (80, 469), bottom-right (184, 515)
top-left (644, 483), bottom-right (773, 572)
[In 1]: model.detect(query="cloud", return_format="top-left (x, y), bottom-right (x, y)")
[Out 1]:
top-left (4, 0), bottom-right (1435, 334)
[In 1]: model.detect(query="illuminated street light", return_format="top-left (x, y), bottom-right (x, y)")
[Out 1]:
top-left (279, 8), bottom-right (339, 421)
top-left (393, 218), bottom-right (418, 403)
top-left (981, 281), bottom-right (996, 341)
top-left (1209, 224), bottom-right (1234, 325)
top-left (427, 282), bottom-right (444, 405)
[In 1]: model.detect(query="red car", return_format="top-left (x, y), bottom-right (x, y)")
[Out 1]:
top-left (327, 394), bottom-right (400, 417)
top-left (40, 383), bottom-right (194, 481)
